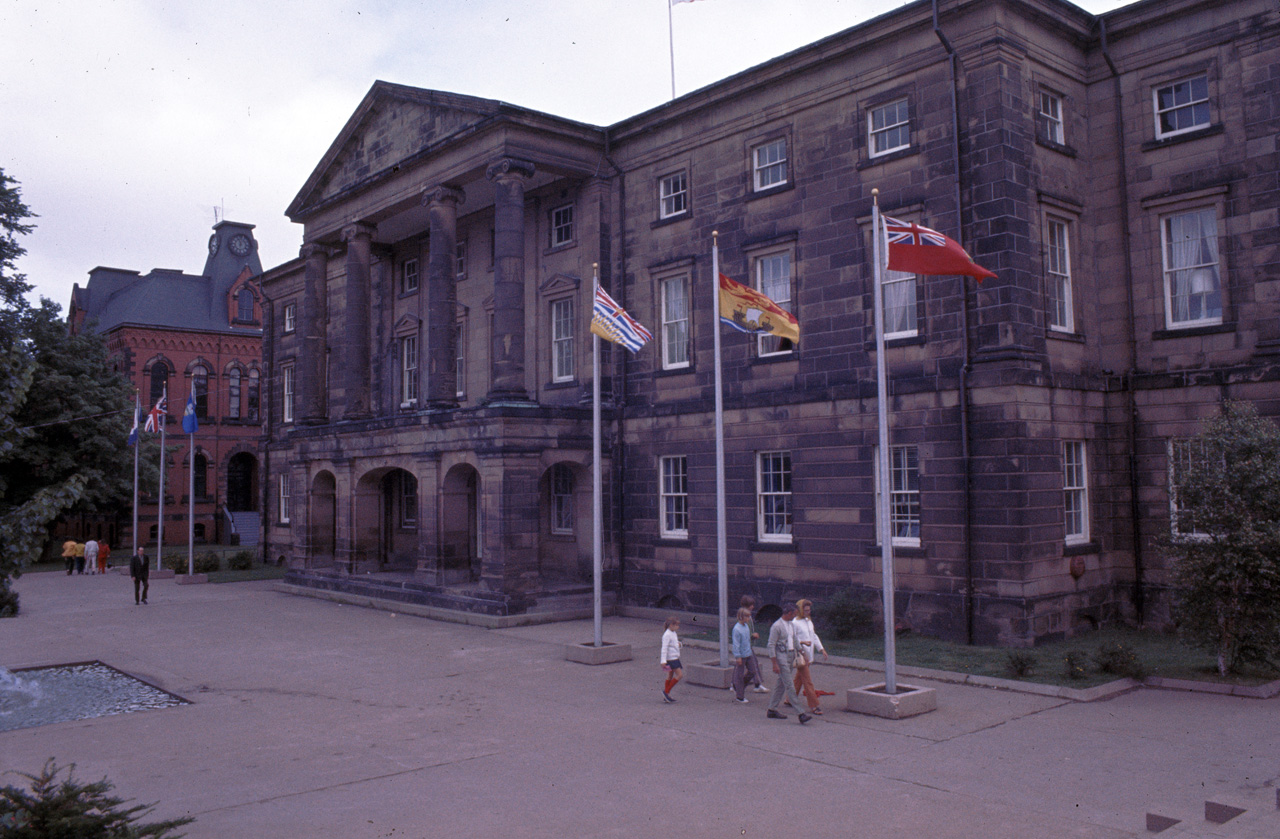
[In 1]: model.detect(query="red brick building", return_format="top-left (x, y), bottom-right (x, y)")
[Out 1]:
top-left (67, 221), bottom-right (265, 550)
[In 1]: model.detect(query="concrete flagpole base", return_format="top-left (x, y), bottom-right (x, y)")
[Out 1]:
top-left (564, 642), bottom-right (633, 665)
top-left (846, 682), bottom-right (938, 719)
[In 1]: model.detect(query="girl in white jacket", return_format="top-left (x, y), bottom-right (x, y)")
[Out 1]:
top-left (660, 616), bottom-right (683, 703)
top-left (792, 599), bottom-right (828, 714)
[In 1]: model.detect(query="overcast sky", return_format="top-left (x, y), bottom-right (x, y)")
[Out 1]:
top-left (3, 0), bottom-right (1126, 309)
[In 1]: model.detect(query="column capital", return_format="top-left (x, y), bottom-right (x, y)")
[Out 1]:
top-left (423, 185), bottom-right (466, 208)
top-left (341, 222), bottom-right (377, 244)
top-left (486, 157), bottom-right (536, 182)
top-left (299, 242), bottom-right (332, 261)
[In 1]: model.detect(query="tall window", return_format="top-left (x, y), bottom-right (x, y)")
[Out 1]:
top-left (401, 258), bottom-right (419, 295)
top-left (551, 298), bottom-right (575, 382)
top-left (191, 364), bottom-right (209, 419)
top-left (551, 464), bottom-right (574, 535)
top-left (456, 240), bottom-right (468, 280)
top-left (193, 453), bottom-right (208, 498)
top-left (869, 99), bottom-right (910, 157)
top-left (1063, 441), bottom-right (1089, 544)
top-left (1037, 90), bottom-right (1064, 145)
top-left (661, 275), bottom-right (690, 369)
top-left (882, 268), bottom-right (917, 339)
top-left (1162, 207), bottom-right (1221, 328)
top-left (757, 451), bottom-right (793, 543)
top-left (247, 369), bottom-right (260, 422)
top-left (755, 252), bottom-right (793, 356)
top-left (1154, 75), bottom-right (1210, 139)
top-left (283, 303), bottom-right (297, 333)
top-left (399, 472), bottom-right (418, 529)
top-left (455, 320), bottom-right (466, 399)
top-left (659, 171), bottom-right (688, 219)
top-left (876, 446), bottom-right (921, 547)
top-left (400, 335), bottom-right (419, 406)
top-left (236, 288), bottom-right (255, 321)
top-left (1046, 217), bottom-right (1074, 332)
top-left (660, 455), bottom-right (689, 539)
top-left (228, 368), bottom-right (242, 420)
top-left (282, 364), bottom-right (295, 423)
top-left (1169, 438), bottom-right (1210, 539)
top-left (278, 474), bottom-right (291, 524)
top-left (752, 138), bottom-right (787, 191)
top-left (149, 361), bottom-right (169, 408)
top-left (550, 205), bottom-right (575, 248)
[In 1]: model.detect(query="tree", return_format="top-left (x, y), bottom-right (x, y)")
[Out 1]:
top-left (1167, 401), bottom-right (1280, 676)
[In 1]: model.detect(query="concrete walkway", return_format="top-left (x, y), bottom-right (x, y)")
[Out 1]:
top-left (2, 571), bottom-right (1277, 838)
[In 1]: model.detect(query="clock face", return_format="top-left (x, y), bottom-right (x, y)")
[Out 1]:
top-left (229, 234), bottom-right (252, 256)
top-left (208, 233), bottom-right (220, 255)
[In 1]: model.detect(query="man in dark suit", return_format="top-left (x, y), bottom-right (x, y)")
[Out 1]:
top-left (130, 547), bottom-right (150, 605)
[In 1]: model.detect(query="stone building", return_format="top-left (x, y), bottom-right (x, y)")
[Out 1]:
top-left (68, 221), bottom-right (265, 550)
top-left (262, 0), bottom-right (1280, 644)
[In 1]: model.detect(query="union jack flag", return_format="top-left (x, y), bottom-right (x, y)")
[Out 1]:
top-left (144, 395), bottom-right (167, 433)
top-left (590, 285), bottom-right (652, 353)
top-left (885, 217), bottom-right (947, 248)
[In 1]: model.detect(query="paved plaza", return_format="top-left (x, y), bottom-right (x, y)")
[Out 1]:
top-left (2, 571), bottom-right (1278, 838)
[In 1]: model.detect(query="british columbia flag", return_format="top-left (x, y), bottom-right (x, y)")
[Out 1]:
top-left (591, 285), bottom-right (652, 353)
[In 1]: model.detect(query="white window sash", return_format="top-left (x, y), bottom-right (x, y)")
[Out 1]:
top-left (869, 99), bottom-right (910, 157)
top-left (1046, 218), bottom-right (1073, 332)
top-left (661, 276), bottom-right (690, 369)
top-left (756, 451), bottom-right (792, 543)
top-left (755, 252), bottom-right (793, 356)
top-left (1162, 208), bottom-right (1221, 328)
top-left (1063, 441), bottom-right (1089, 544)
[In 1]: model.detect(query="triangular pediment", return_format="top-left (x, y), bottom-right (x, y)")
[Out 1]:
top-left (394, 313), bottom-right (421, 334)
top-left (538, 273), bottom-right (580, 295)
top-left (287, 82), bottom-right (505, 220)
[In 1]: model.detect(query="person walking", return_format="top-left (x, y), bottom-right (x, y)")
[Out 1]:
top-left (660, 616), bottom-right (683, 703)
top-left (792, 598), bottom-right (829, 715)
top-left (62, 539), bottom-right (77, 575)
top-left (130, 546), bottom-right (150, 605)
top-left (738, 596), bottom-right (769, 694)
top-left (731, 607), bottom-right (753, 704)
top-left (766, 603), bottom-right (811, 724)
top-left (84, 539), bottom-right (99, 575)
top-left (97, 542), bottom-right (110, 574)
top-left (73, 541), bottom-right (86, 574)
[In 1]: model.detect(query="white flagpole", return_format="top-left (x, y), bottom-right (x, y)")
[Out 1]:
top-left (667, 0), bottom-right (677, 99)
top-left (592, 264), bottom-right (604, 648)
top-left (712, 232), bottom-right (729, 668)
top-left (131, 393), bottom-right (140, 555)
top-left (187, 394), bottom-right (195, 577)
top-left (871, 189), bottom-right (898, 695)
top-left (156, 385), bottom-right (166, 572)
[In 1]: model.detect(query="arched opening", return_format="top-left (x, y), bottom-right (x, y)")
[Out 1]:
top-left (309, 471), bottom-right (337, 566)
top-left (353, 467), bottom-right (418, 570)
top-left (227, 452), bottom-right (257, 512)
top-left (441, 464), bottom-right (480, 584)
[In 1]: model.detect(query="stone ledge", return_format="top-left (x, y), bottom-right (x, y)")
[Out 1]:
top-left (565, 642), bottom-right (633, 665)
top-left (686, 661), bottom-right (734, 689)
top-left (846, 683), bottom-right (937, 719)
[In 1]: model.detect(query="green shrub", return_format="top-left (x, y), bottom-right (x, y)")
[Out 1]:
top-left (816, 588), bottom-right (876, 640)
top-left (193, 553), bottom-right (221, 574)
top-left (227, 550), bottom-right (255, 571)
top-left (1062, 651), bottom-right (1088, 681)
top-left (1005, 651), bottom-right (1036, 677)
top-left (0, 759), bottom-right (194, 837)
top-left (1093, 642), bottom-right (1147, 680)
top-left (160, 555), bottom-right (186, 575)
top-left (0, 580), bottom-right (19, 618)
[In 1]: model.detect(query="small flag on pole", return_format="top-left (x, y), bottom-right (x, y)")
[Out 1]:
top-left (718, 273), bottom-right (800, 344)
top-left (182, 392), bottom-right (199, 434)
top-left (884, 216), bottom-right (996, 281)
top-left (144, 396), bottom-right (167, 433)
top-left (591, 285), bottom-right (653, 353)
top-left (127, 395), bottom-right (140, 446)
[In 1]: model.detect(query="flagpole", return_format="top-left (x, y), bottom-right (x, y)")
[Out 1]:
top-left (712, 232), bottom-right (729, 668)
top-left (131, 393), bottom-right (140, 556)
top-left (592, 264), bottom-right (604, 648)
top-left (187, 395), bottom-right (195, 577)
top-left (872, 189), bottom-right (898, 695)
top-left (667, 0), bottom-right (677, 99)
top-left (157, 385), bottom-right (166, 572)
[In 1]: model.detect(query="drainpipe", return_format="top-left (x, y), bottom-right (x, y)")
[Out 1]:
top-left (1101, 17), bottom-right (1145, 622)
top-left (933, 0), bottom-right (976, 644)
top-left (258, 280), bottom-right (274, 566)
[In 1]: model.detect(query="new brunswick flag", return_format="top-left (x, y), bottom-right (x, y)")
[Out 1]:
top-left (718, 274), bottom-right (799, 345)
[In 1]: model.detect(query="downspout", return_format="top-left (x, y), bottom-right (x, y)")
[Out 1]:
top-left (934, 0), bottom-right (976, 644)
top-left (603, 132), bottom-right (629, 601)
top-left (1101, 17), bottom-right (1145, 622)
top-left (258, 281), bottom-right (274, 565)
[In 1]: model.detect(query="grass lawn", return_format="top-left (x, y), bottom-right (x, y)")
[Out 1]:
top-left (685, 626), bottom-right (1279, 689)
top-left (21, 548), bottom-right (284, 584)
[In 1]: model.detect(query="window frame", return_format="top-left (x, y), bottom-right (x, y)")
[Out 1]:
top-left (753, 249), bottom-right (794, 357)
top-left (1168, 438), bottom-right (1211, 540)
top-left (1160, 206), bottom-right (1222, 329)
top-left (400, 257), bottom-right (420, 295)
top-left (228, 367), bottom-right (242, 420)
top-left (752, 138), bottom-right (788, 192)
top-left (1037, 90), bottom-right (1065, 145)
top-left (278, 473), bottom-right (291, 524)
top-left (1063, 440), bottom-right (1090, 545)
top-left (869, 98), bottom-right (911, 158)
top-left (283, 303), bottom-right (297, 334)
top-left (550, 204), bottom-right (575, 249)
top-left (191, 364), bottom-right (209, 420)
top-left (551, 464), bottom-right (574, 535)
top-left (550, 297), bottom-right (576, 383)
top-left (455, 239), bottom-right (468, 281)
top-left (236, 288), bottom-right (255, 322)
top-left (875, 445), bottom-right (921, 548)
top-left (659, 170), bottom-right (688, 220)
top-left (659, 455), bottom-right (689, 539)
top-left (399, 472), bottom-right (418, 529)
top-left (660, 273), bottom-right (691, 370)
top-left (756, 451), bottom-right (793, 544)
top-left (400, 334), bottom-right (419, 407)
top-left (455, 318), bottom-right (466, 400)
top-left (1045, 216), bottom-right (1075, 332)
top-left (281, 363), bottom-right (295, 424)
top-left (1153, 74), bottom-right (1210, 140)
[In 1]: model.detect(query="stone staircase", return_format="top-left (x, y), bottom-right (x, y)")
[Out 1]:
top-left (228, 511), bottom-right (260, 546)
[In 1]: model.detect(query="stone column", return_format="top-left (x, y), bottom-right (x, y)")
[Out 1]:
top-left (485, 158), bottom-right (536, 402)
top-left (342, 223), bottom-right (376, 420)
top-left (299, 243), bottom-right (329, 425)
top-left (424, 186), bottom-right (465, 408)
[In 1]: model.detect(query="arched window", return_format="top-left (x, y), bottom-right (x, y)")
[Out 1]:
top-left (194, 453), bottom-right (208, 498)
top-left (191, 365), bottom-right (209, 419)
top-left (247, 369), bottom-right (260, 422)
top-left (228, 368), bottom-right (241, 419)
top-left (551, 464), bottom-right (574, 535)
top-left (150, 361), bottom-right (169, 407)
top-left (237, 288), bottom-right (255, 321)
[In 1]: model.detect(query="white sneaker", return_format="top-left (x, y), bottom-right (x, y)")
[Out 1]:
top-left (753, 685), bottom-right (769, 693)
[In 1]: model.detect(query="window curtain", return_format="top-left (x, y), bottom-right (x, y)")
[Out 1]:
top-left (1167, 209), bottom-right (1220, 323)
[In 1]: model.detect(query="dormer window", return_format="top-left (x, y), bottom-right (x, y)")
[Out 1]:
top-left (236, 289), bottom-right (254, 322)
